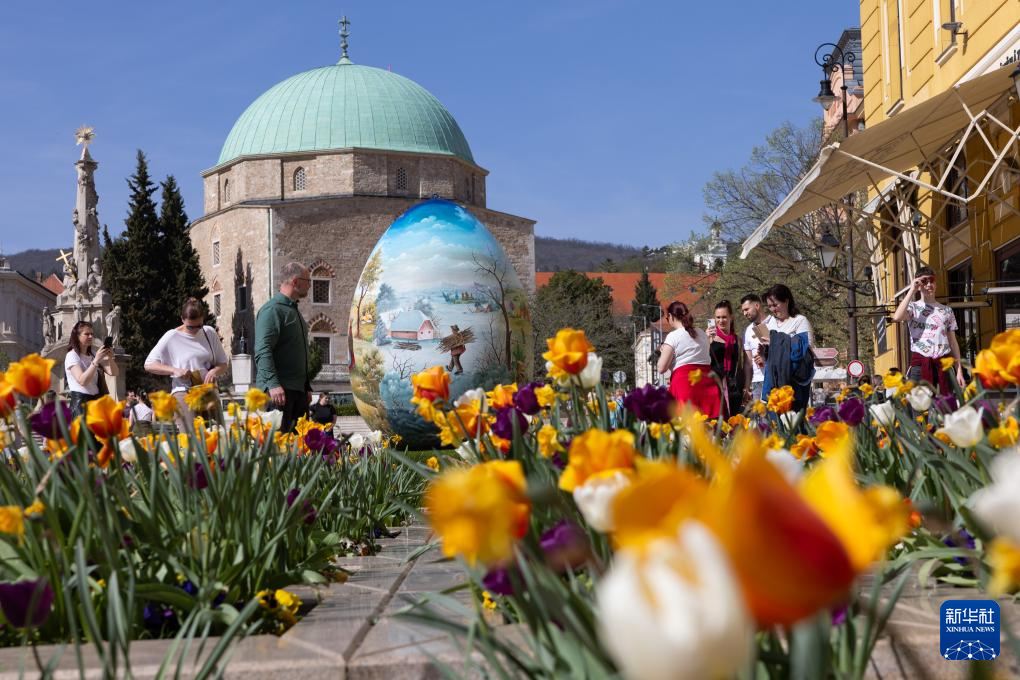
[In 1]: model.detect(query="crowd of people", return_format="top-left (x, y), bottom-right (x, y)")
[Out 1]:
top-left (63, 258), bottom-right (966, 434)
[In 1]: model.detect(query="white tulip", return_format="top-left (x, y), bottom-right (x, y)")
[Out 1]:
top-left (906, 385), bottom-right (934, 412)
top-left (937, 406), bottom-right (984, 448)
top-left (455, 442), bottom-right (475, 460)
top-left (766, 448), bottom-right (804, 483)
top-left (869, 401), bottom-right (896, 428)
top-left (367, 430), bottom-right (383, 445)
top-left (259, 410), bottom-right (283, 432)
top-left (779, 411), bottom-right (799, 431)
top-left (597, 522), bottom-right (753, 680)
top-left (118, 438), bottom-right (139, 464)
top-left (572, 471), bottom-right (631, 532)
top-left (16, 446), bottom-right (31, 462)
top-left (578, 353), bottom-right (604, 390)
top-left (545, 361), bottom-right (571, 386)
top-left (454, 388), bottom-right (486, 408)
top-left (348, 433), bottom-right (365, 451)
top-left (970, 448), bottom-right (1020, 545)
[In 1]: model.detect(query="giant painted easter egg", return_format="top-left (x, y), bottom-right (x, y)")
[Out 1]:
top-left (349, 199), bottom-right (532, 448)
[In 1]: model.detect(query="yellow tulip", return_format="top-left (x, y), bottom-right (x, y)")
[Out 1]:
top-left (882, 371), bottom-right (903, 389)
top-left (486, 383), bottom-right (517, 409)
top-left (989, 417), bottom-right (1019, 449)
top-left (766, 386), bottom-right (794, 414)
top-left (814, 421), bottom-right (850, 456)
top-left (426, 460), bottom-right (530, 565)
top-left (558, 429), bottom-right (639, 492)
top-left (0, 506), bottom-right (25, 538)
top-left (536, 423), bottom-right (564, 458)
top-left (542, 328), bottom-right (595, 376)
top-left (425, 455), bottom-right (439, 471)
top-left (987, 538), bottom-right (1020, 594)
top-left (4, 353), bottom-right (55, 399)
top-left (411, 365), bottom-right (451, 402)
top-left (611, 459), bottom-right (708, 549)
top-left (534, 384), bottom-right (557, 408)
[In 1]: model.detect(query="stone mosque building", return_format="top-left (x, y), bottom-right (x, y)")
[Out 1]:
top-left (189, 24), bottom-right (535, 391)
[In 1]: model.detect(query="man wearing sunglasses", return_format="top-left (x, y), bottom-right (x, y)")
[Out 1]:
top-left (892, 265), bottom-right (965, 394)
top-left (255, 261), bottom-right (312, 432)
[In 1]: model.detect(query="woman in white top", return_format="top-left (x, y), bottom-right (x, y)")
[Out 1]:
top-left (656, 301), bottom-right (721, 417)
top-left (65, 320), bottom-right (117, 417)
top-left (145, 298), bottom-right (229, 424)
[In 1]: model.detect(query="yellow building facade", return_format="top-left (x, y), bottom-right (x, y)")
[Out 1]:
top-left (860, 0), bottom-right (1020, 372)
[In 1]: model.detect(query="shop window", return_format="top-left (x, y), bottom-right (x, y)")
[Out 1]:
top-left (947, 261), bottom-right (978, 363)
top-left (996, 241), bottom-right (1020, 331)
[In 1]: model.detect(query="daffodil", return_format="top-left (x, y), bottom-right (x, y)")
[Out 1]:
top-left (882, 371), bottom-right (903, 390)
top-left (245, 387), bottom-right (269, 412)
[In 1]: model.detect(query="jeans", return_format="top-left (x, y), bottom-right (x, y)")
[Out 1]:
top-left (750, 382), bottom-right (764, 402)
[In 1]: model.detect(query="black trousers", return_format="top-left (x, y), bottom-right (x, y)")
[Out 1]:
top-left (69, 391), bottom-right (99, 419)
top-left (269, 389), bottom-right (309, 433)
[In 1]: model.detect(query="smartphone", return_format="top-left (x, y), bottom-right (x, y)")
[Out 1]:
top-left (753, 323), bottom-right (770, 342)
top-left (707, 319), bottom-right (716, 331)
top-left (103, 336), bottom-right (113, 349)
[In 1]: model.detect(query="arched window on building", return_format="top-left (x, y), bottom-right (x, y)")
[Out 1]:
top-left (223, 179), bottom-right (231, 203)
top-left (294, 167), bottom-right (306, 191)
top-left (395, 167), bottom-right (408, 192)
top-left (311, 265), bottom-right (331, 305)
top-left (212, 239), bottom-right (221, 267)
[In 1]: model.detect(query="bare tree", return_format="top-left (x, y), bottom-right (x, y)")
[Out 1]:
top-left (473, 249), bottom-right (513, 371)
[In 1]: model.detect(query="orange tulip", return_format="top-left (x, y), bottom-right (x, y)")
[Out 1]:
top-left (85, 395), bottom-right (125, 440)
top-left (4, 354), bottom-right (55, 399)
top-left (543, 328), bottom-right (595, 376)
top-left (611, 459), bottom-right (708, 549)
top-left (559, 429), bottom-right (639, 492)
top-left (814, 421), bottom-right (850, 456)
top-left (0, 379), bottom-right (15, 417)
top-left (706, 449), bottom-right (855, 627)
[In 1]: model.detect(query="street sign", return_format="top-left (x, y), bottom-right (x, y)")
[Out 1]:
top-left (847, 360), bottom-right (865, 378)
top-left (613, 371), bottom-right (627, 384)
top-left (814, 347), bottom-right (839, 361)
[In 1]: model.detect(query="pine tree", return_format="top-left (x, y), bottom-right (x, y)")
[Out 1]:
top-left (112, 150), bottom-right (164, 389)
top-left (632, 269), bottom-right (661, 327)
top-left (160, 175), bottom-right (207, 311)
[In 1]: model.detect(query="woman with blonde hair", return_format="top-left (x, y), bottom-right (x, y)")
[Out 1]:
top-left (656, 301), bottom-right (720, 417)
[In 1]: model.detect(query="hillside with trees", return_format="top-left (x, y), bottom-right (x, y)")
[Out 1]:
top-left (7, 248), bottom-right (66, 280)
top-left (535, 236), bottom-right (670, 272)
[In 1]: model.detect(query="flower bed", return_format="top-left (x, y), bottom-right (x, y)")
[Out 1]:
top-left (0, 358), bottom-right (424, 676)
top-left (397, 328), bottom-right (1020, 678)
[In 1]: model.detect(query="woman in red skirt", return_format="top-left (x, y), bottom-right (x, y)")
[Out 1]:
top-left (656, 301), bottom-right (721, 417)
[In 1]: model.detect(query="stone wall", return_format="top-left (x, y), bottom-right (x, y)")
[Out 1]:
top-left (202, 149), bottom-right (488, 209)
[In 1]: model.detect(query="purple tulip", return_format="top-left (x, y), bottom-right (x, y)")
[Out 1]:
top-left (623, 384), bottom-right (674, 424)
top-left (0, 579), bottom-right (54, 628)
top-left (831, 604), bottom-right (849, 626)
top-left (285, 488), bottom-right (317, 524)
top-left (482, 567), bottom-right (515, 596)
top-left (492, 407), bottom-right (528, 441)
top-left (513, 382), bottom-right (543, 416)
top-left (29, 402), bottom-right (72, 441)
top-left (187, 462), bottom-right (208, 490)
top-left (838, 398), bottom-right (866, 427)
top-left (550, 451), bottom-right (567, 471)
top-left (539, 520), bottom-right (589, 571)
top-left (304, 428), bottom-right (339, 454)
top-left (934, 394), bottom-right (958, 414)
top-left (809, 406), bottom-right (837, 425)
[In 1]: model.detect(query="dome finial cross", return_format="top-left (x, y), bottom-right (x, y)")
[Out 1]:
top-left (338, 16), bottom-right (351, 62)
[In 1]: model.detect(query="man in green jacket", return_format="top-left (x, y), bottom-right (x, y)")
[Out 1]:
top-left (255, 262), bottom-right (312, 432)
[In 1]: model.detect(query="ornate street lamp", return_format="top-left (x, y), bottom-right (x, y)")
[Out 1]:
top-left (817, 232), bottom-right (841, 270)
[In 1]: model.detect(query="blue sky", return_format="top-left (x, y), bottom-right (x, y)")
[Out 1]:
top-left (0, 1), bottom-right (859, 253)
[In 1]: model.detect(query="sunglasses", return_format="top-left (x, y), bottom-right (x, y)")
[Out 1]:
top-left (920, 277), bottom-right (935, 285)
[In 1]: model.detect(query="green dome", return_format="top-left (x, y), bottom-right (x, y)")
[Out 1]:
top-left (218, 62), bottom-right (474, 165)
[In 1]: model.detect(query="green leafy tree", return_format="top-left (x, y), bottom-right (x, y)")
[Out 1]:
top-left (532, 271), bottom-right (632, 383)
top-left (702, 120), bottom-right (874, 362)
top-left (631, 270), bottom-right (661, 328)
top-left (308, 341), bottom-right (324, 382)
top-left (354, 250), bottom-right (383, 339)
top-left (160, 175), bottom-right (207, 315)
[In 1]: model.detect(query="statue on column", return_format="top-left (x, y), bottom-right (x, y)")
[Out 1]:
top-left (43, 308), bottom-right (55, 345)
top-left (86, 257), bottom-right (103, 300)
top-left (105, 306), bottom-right (121, 348)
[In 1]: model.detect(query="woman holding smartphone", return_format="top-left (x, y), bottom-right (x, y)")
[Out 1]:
top-left (65, 320), bottom-right (117, 417)
top-left (708, 300), bottom-right (745, 417)
top-left (892, 266), bottom-right (965, 394)
top-left (656, 300), bottom-right (720, 417)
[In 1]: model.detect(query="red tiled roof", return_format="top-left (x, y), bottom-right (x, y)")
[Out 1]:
top-left (42, 274), bottom-right (64, 295)
top-left (534, 272), bottom-right (718, 316)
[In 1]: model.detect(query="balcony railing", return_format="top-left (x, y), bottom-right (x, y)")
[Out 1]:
top-left (317, 363), bottom-right (351, 382)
